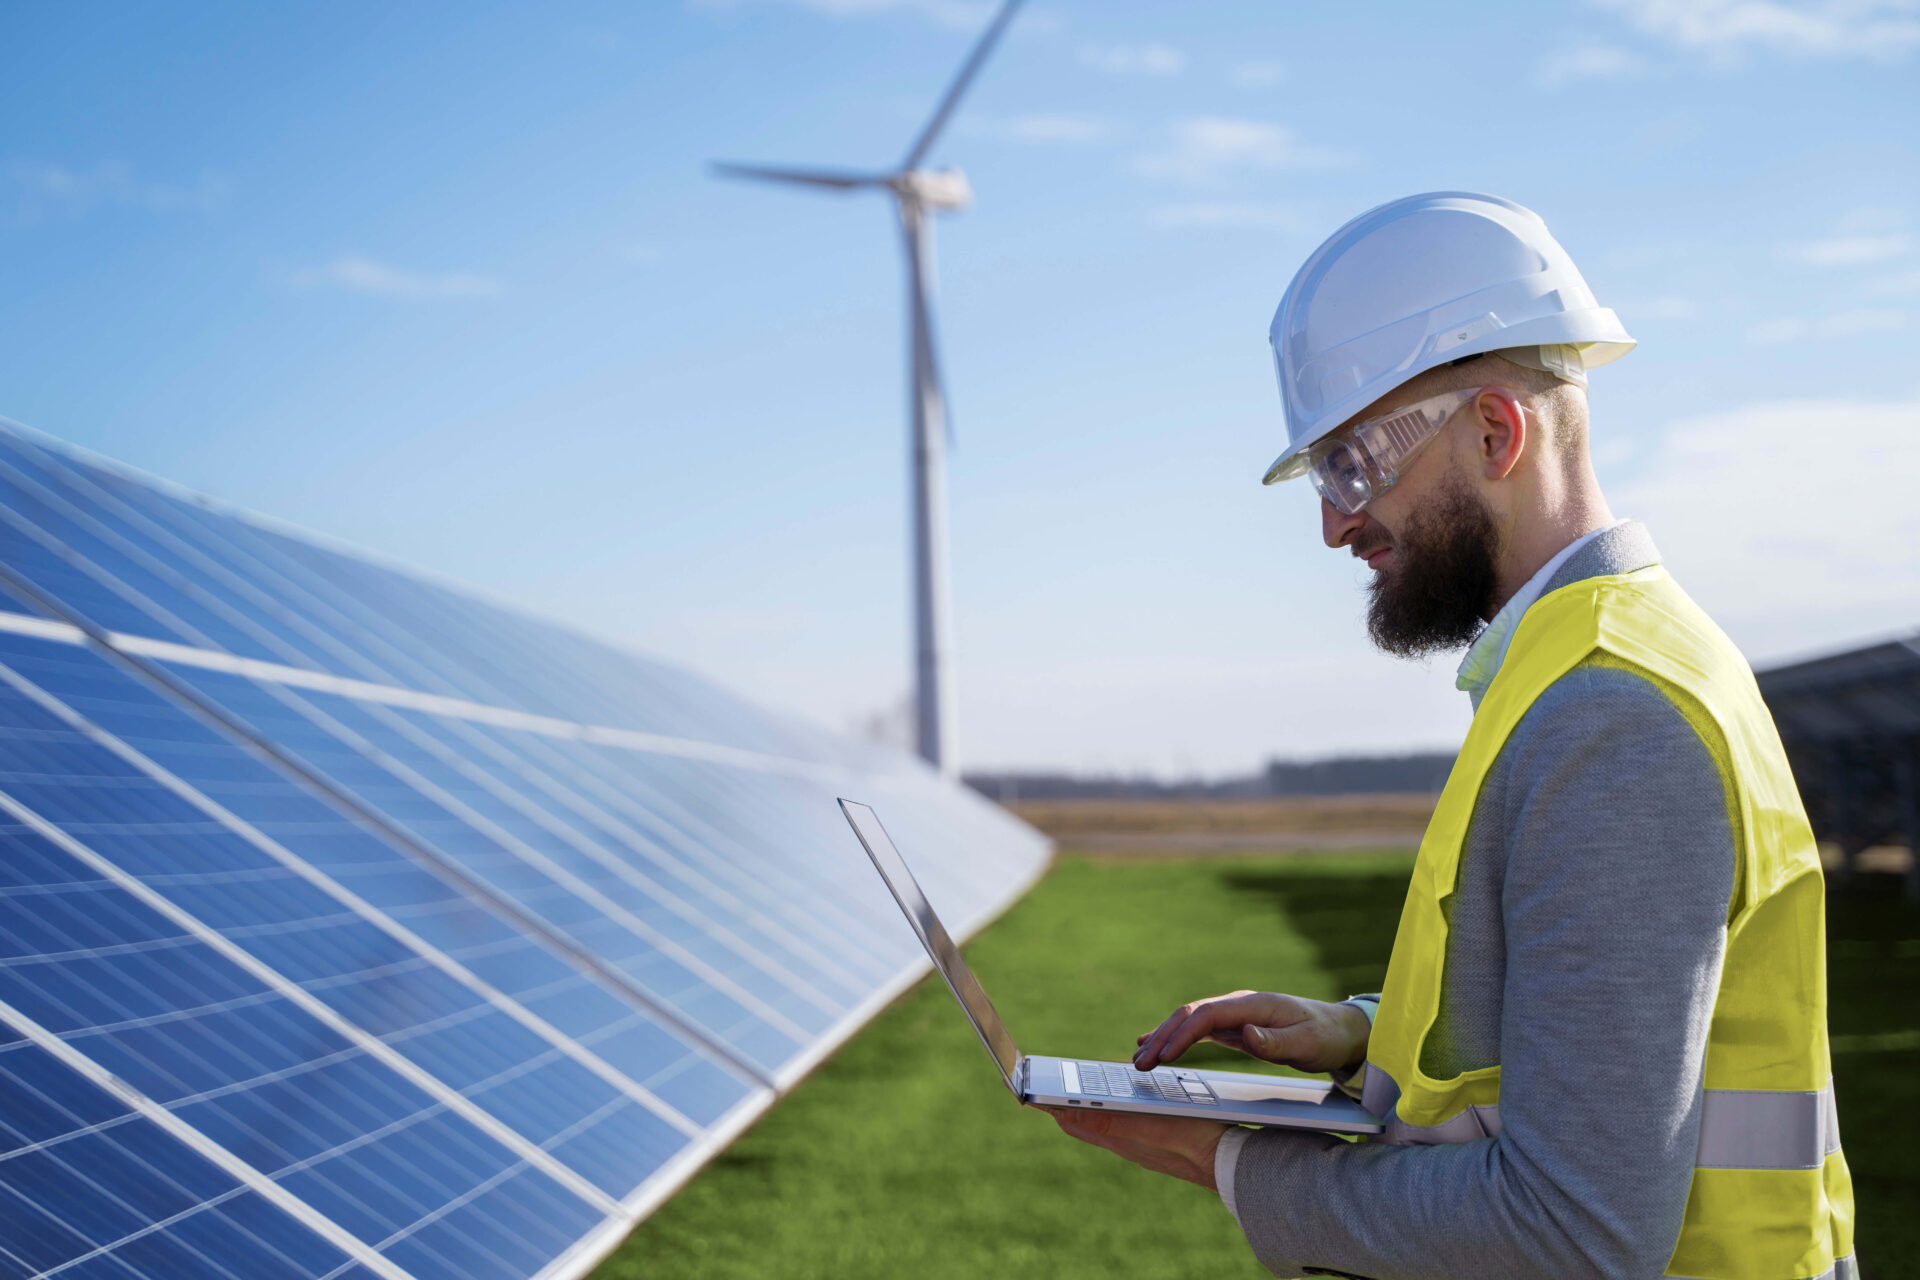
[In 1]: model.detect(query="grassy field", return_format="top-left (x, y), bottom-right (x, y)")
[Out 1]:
top-left (599, 851), bottom-right (1917, 1279)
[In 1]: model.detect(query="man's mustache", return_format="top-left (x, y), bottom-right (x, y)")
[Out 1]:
top-left (1351, 528), bottom-right (1392, 559)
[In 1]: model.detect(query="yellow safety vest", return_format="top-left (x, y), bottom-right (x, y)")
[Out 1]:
top-left (1364, 566), bottom-right (1855, 1280)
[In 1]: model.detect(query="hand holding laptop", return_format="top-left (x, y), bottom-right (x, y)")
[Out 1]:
top-left (1049, 991), bottom-right (1371, 1192)
top-left (1046, 1105), bottom-right (1229, 1193)
top-left (1132, 991), bottom-right (1371, 1076)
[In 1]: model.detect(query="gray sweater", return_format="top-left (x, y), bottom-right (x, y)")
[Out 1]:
top-left (1229, 523), bottom-right (1736, 1280)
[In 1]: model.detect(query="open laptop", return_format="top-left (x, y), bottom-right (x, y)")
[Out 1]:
top-left (838, 799), bottom-right (1384, 1134)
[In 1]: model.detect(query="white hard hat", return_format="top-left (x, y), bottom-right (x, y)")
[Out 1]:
top-left (1263, 192), bottom-right (1634, 485)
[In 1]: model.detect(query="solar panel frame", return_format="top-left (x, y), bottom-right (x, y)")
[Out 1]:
top-left (0, 622), bottom-right (768, 1132)
top-left (0, 748), bottom-right (628, 1214)
top-left (0, 415), bottom-right (1053, 1279)
top-left (0, 440), bottom-right (882, 1076)
top-left (0, 1021), bottom-right (381, 1280)
top-left (0, 634), bottom-right (725, 1138)
top-left (0, 810), bottom-right (605, 1279)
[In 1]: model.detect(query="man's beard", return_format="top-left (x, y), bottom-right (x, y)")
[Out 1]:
top-left (1363, 473), bottom-right (1501, 660)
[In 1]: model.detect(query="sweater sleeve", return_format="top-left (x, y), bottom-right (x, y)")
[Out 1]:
top-left (1226, 666), bottom-right (1735, 1280)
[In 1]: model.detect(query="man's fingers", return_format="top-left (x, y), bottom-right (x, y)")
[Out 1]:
top-left (1134, 1005), bottom-right (1199, 1067)
top-left (1050, 1107), bottom-right (1203, 1146)
top-left (1048, 1106), bottom-right (1113, 1139)
top-left (1135, 998), bottom-right (1236, 1067)
top-left (1135, 993), bottom-right (1273, 1068)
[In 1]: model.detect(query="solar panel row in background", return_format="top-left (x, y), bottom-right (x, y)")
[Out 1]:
top-left (0, 418), bottom-right (1052, 1280)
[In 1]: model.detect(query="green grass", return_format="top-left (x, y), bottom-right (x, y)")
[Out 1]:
top-left (598, 855), bottom-right (1918, 1279)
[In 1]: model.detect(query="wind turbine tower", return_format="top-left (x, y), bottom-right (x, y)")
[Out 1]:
top-left (714, 0), bottom-right (1026, 779)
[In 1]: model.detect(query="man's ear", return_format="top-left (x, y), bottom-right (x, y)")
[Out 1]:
top-left (1470, 388), bottom-right (1528, 480)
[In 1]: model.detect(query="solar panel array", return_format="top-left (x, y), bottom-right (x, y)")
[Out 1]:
top-left (0, 419), bottom-right (1051, 1280)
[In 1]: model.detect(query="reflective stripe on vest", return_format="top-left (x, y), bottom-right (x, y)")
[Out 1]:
top-left (1365, 1067), bottom-right (1844, 1171)
top-left (1668, 1254), bottom-right (1856, 1280)
top-left (1697, 1084), bottom-right (1841, 1171)
top-left (1359, 567), bottom-right (1856, 1280)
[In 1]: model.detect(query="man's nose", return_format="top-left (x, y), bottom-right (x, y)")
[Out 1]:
top-left (1322, 498), bottom-right (1365, 549)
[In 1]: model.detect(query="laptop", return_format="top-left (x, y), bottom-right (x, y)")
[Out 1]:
top-left (838, 798), bottom-right (1384, 1134)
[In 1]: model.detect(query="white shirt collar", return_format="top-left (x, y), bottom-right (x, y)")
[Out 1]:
top-left (1455, 521), bottom-right (1627, 710)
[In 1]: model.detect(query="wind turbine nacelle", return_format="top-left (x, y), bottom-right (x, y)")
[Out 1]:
top-left (893, 168), bottom-right (973, 211)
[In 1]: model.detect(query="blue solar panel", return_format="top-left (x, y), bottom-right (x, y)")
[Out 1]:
top-left (0, 797), bottom-right (602, 1279)
top-left (0, 418), bottom-right (1051, 1278)
top-left (0, 1021), bottom-right (383, 1280)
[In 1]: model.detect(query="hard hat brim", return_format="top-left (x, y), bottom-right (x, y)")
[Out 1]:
top-left (1260, 318), bottom-right (1636, 487)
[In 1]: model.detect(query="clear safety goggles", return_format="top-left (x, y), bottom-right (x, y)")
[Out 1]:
top-left (1307, 387), bottom-right (1483, 516)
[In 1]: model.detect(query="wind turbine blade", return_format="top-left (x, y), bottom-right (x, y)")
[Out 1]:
top-left (709, 162), bottom-right (888, 191)
top-left (898, 0), bottom-right (1026, 172)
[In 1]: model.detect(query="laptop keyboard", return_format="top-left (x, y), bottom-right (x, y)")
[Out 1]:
top-left (1069, 1061), bottom-right (1217, 1106)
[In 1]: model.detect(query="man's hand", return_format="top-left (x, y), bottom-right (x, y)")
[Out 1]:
top-left (1132, 991), bottom-right (1370, 1074)
top-left (1045, 1107), bottom-right (1227, 1191)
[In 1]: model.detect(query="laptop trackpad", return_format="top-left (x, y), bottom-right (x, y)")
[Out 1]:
top-left (1210, 1078), bottom-right (1336, 1106)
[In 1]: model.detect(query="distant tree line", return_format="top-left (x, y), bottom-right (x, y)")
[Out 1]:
top-left (964, 751), bottom-right (1457, 803)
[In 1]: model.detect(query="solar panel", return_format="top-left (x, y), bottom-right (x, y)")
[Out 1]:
top-left (0, 418), bottom-right (1051, 1279)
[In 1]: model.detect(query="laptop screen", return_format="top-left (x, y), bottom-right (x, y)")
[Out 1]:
top-left (839, 799), bottom-right (1023, 1090)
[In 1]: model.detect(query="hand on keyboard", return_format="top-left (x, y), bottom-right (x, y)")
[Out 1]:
top-left (1131, 990), bottom-right (1370, 1074)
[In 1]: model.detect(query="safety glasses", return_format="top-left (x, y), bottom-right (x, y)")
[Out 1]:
top-left (1307, 387), bottom-right (1483, 515)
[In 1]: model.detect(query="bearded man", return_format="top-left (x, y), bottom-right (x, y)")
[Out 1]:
top-left (1050, 194), bottom-right (1855, 1280)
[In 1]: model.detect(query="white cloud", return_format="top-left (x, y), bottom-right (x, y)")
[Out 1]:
top-left (1866, 266), bottom-right (1920, 296)
top-left (1147, 201), bottom-right (1306, 232)
top-left (692, 0), bottom-right (994, 31)
top-left (1835, 206), bottom-right (1907, 233)
top-left (1078, 42), bottom-right (1185, 75)
top-left (1229, 61), bottom-right (1287, 88)
top-left (1593, 0), bottom-right (1920, 59)
top-left (5, 160), bottom-right (228, 221)
top-left (1535, 43), bottom-right (1650, 85)
top-left (1611, 396), bottom-right (1920, 661)
top-left (1785, 232), bottom-right (1912, 266)
top-left (1133, 117), bottom-right (1353, 185)
top-left (1742, 309), bottom-right (1909, 342)
top-left (1745, 307), bottom-right (1911, 342)
top-left (1822, 306), bottom-right (1912, 335)
top-left (289, 255), bottom-right (501, 300)
top-left (961, 112), bottom-right (1114, 144)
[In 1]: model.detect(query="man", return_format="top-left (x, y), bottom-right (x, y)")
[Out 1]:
top-left (1050, 193), bottom-right (1855, 1280)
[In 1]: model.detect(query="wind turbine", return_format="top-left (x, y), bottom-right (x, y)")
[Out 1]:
top-left (713, 0), bottom-right (1026, 779)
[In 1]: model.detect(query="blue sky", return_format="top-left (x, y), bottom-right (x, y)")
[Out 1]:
top-left (4, 0), bottom-right (1917, 775)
